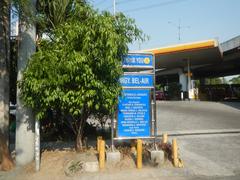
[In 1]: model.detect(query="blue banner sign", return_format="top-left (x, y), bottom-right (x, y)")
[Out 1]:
top-left (120, 74), bottom-right (153, 88)
top-left (118, 89), bottom-right (151, 137)
top-left (122, 54), bottom-right (153, 68)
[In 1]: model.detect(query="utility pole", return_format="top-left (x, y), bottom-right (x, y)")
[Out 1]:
top-left (16, 0), bottom-right (36, 166)
top-left (178, 19), bottom-right (181, 42)
top-left (113, 0), bottom-right (116, 16)
top-left (168, 19), bottom-right (190, 42)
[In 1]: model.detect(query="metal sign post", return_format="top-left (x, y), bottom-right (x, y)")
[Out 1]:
top-left (153, 57), bottom-right (157, 149)
top-left (112, 53), bottom-right (157, 147)
top-left (35, 120), bottom-right (40, 171)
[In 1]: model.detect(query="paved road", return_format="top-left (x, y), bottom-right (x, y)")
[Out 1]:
top-left (156, 101), bottom-right (240, 134)
top-left (155, 101), bottom-right (240, 179)
top-left (178, 134), bottom-right (240, 178)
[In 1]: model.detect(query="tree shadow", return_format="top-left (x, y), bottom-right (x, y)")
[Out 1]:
top-left (219, 101), bottom-right (240, 110)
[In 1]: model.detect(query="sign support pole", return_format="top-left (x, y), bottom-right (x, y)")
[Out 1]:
top-left (35, 120), bottom-right (40, 171)
top-left (153, 56), bottom-right (157, 150)
top-left (111, 114), bottom-right (114, 151)
top-left (113, 0), bottom-right (116, 16)
top-left (111, 0), bottom-right (116, 151)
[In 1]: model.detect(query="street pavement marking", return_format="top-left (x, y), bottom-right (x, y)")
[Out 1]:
top-left (158, 129), bottom-right (240, 137)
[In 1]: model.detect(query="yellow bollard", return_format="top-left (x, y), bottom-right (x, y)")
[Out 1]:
top-left (97, 136), bottom-right (102, 152)
top-left (162, 133), bottom-right (168, 144)
top-left (99, 139), bottom-right (105, 169)
top-left (172, 138), bottom-right (179, 167)
top-left (137, 139), bottom-right (142, 169)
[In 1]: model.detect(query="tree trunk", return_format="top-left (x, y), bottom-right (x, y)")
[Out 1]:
top-left (15, 0), bottom-right (36, 166)
top-left (0, 0), bottom-right (13, 171)
top-left (75, 109), bottom-right (88, 152)
top-left (0, 131), bottom-right (13, 171)
top-left (75, 133), bottom-right (84, 152)
top-left (0, 0), bottom-right (10, 144)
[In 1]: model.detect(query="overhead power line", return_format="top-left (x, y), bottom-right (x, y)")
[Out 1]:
top-left (104, 0), bottom-right (153, 11)
top-left (95, 0), bottom-right (107, 6)
top-left (117, 0), bottom-right (150, 5)
top-left (123, 0), bottom-right (189, 13)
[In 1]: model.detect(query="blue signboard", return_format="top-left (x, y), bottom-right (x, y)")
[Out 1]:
top-left (120, 74), bottom-right (153, 88)
top-left (117, 89), bottom-right (151, 137)
top-left (122, 54), bottom-right (153, 68)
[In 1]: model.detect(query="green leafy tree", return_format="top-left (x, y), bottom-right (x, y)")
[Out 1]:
top-left (206, 78), bottom-right (223, 85)
top-left (222, 77), bottom-right (228, 84)
top-left (13, 0), bottom-right (86, 38)
top-left (230, 75), bottom-right (240, 84)
top-left (19, 4), bottom-right (144, 151)
top-left (36, 0), bottom-right (86, 38)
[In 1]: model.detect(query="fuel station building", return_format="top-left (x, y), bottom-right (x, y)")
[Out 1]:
top-left (140, 35), bottom-right (240, 100)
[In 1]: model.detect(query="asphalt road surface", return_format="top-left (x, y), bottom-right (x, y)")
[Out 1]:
top-left (157, 101), bottom-right (240, 134)
top-left (156, 101), bottom-right (240, 179)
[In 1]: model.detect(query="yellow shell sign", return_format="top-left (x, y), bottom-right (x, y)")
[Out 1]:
top-left (122, 54), bottom-right (153, 68)
top-left (144, 57), bottom-right (150, 64)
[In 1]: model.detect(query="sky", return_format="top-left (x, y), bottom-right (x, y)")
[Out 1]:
top-left (90, 0), bottom-right (240, 51)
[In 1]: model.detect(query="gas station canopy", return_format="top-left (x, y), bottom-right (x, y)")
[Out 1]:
top-left (133, 36), bottom-right (240, 100)
top-left (141, 40), bottom-right (223, 70)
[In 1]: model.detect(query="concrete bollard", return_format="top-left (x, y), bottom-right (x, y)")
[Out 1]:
top-left (99, 140), bottom-right (105, 169)
top-left (162, 133), bottom-right (168, 162)
top-left (137, 139), bottom-right (142, 169)
top-left (172, 138), bottom-right (179, 167)
top-left (162, 133), bottom-right (168, 144)
top-left (97, 136), bottom-right (102, 152)
top-left (181, 91), bottom-right (184, 100)
top-left (106, 151), bottom-right (121, 165)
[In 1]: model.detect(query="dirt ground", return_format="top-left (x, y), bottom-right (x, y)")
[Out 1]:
top-left (7, 150), bottom-right (77, 180)
top-left (1, 146), bottom-right (173, 180)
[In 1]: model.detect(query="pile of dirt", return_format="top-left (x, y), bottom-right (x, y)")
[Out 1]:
top-left (18, 146), bottom-right (139, 179)
top-left (20, 149), bottom-right (75, 180)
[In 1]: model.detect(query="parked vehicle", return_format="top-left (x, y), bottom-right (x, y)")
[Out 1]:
top-left (155, 91), bottom-right (166, 100)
